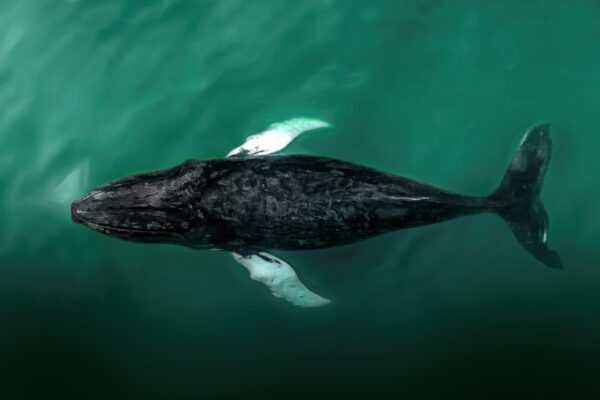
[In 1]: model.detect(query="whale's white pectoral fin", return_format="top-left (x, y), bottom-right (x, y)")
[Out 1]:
top-left (227, 117), bottom-right (332, 158)
top-left (232, 251), bottom-right (331, 308)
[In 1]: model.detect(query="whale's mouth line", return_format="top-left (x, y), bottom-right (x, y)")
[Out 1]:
top-left (82, 221), bottom-right (161, 235)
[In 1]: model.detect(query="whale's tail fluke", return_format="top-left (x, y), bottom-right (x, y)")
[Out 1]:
top-left (489, 124), bottom-right (562, 268)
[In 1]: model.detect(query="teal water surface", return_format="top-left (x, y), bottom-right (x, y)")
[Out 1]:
top-left (1, 1), bottom-right (600, 398)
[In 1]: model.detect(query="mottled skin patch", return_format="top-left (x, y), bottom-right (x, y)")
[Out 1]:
top-left (200, 155), bottom-right (487, 250)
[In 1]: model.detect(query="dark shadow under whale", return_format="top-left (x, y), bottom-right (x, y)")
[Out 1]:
top-left (72, 123), bottom-right (561, 270)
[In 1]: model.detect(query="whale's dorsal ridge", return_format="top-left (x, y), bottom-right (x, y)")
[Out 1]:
top-left (226, 117), bottom-right (332, 158)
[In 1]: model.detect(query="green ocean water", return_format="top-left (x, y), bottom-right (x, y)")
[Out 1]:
top-left (1, 0), bottom-right (599, 398)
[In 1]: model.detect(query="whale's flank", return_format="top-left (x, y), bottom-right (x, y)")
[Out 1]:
top-left (489, 124), bottom-right (562, 268)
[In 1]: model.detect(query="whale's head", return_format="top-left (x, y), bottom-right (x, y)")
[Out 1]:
top-left (71, 160), bottom-right (206, 244)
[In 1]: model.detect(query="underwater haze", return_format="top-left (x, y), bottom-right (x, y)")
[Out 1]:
top-left (1, 0), bottom-right (600, 398)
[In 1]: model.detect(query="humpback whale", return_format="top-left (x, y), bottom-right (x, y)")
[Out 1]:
top-left (71, 118), bottom-right (561, 307)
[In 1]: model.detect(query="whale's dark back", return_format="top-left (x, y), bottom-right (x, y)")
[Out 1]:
top-left (199, 155), bottom-right (483, 250)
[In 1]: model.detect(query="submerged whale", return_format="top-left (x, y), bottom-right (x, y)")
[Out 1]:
top-left (72, 118), bottom-right (561, 307)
